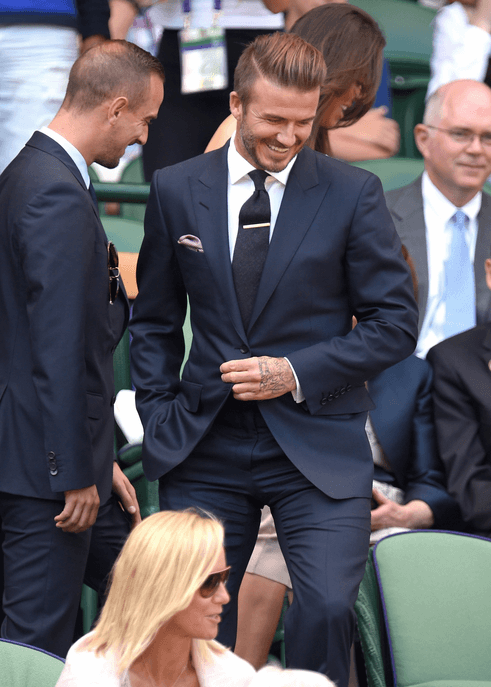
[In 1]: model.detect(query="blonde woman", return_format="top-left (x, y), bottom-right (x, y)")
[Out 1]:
top-left (56, 510), bottom-right (255, 687)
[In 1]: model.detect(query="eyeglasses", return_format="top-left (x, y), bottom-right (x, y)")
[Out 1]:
top-left (199, 566), bottom-right (231, 598)
top-left (426, 125), bottom-right (491, 147)
top-left (108, 241), bottom-right (120, 304)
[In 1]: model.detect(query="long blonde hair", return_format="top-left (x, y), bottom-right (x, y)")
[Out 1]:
top-left (84, 510), bottom-right (225, 673)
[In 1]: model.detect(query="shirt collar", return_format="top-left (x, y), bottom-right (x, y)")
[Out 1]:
top-left (422, 170), bottom-right (482, 222)
top-left (40, 126), bottom-right (91, 189)
top-left (227, 131), bottom-right (297, 186)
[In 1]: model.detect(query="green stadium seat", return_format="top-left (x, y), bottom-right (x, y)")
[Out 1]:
top-left (351, 0), bottom-right (436, 157)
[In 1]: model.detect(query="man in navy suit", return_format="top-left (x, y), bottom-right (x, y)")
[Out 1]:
top-left (130, 32), bottom-right (418, 687)
top-left (0, 40), bottom-right (164, 656)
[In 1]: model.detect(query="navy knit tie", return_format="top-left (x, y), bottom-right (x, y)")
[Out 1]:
top-left (232, 170), bottom-right (271, 329)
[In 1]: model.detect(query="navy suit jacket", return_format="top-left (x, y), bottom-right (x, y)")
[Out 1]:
top-left (427, 323), bottom-right (491, 536)
top-left (130, 143), bottom-right (419, 499)
top-left (368, 355), bottom-right (462, 530)
top-left (0, 132), bottom-right (128, 503)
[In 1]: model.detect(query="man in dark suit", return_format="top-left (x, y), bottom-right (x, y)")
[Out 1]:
top-left (130, 33), bottom-right (418, 687)
top-left (0, 40), bottom-right (164, 657)
top-left (427, 256), bottom-right (491, 539)
top-left (386, 80), bottom-right (491, 359)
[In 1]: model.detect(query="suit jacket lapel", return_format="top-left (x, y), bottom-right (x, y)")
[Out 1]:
top-left (248, 148), bottom-right (328, 331)
top-left (189, 143), bottom-right (247, 341)
top-left (389, 177), bottom-right (429, 327)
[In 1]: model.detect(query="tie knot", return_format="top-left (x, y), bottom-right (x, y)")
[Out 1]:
top-left (453, 210), bottom-right (468, 230)
top-left (248, 169), bottom-right (268, 191)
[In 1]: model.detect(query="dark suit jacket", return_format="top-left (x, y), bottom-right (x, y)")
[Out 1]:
top-left (0, 132), bottom-right (128, 503)
top-left (130, 143), bottom-right (419, 499)
top-left (385, 176), bottom-right (491, 332)
top-left (427, 324), bottom-right (491, 536)
top-left (368, 355), bottom-right (462, 530)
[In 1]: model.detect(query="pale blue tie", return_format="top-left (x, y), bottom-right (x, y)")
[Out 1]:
top-left (443, 210), bottom-right (475, 338)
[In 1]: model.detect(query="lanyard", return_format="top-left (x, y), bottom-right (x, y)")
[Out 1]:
top-left (182, 0), bottom-right (222, 27)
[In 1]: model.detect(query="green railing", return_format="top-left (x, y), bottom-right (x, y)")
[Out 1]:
top-left (92, 182), bottom-right (150, 204)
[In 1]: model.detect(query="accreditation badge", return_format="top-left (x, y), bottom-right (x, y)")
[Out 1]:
top-left (179, 26), bottom-right (228, 94)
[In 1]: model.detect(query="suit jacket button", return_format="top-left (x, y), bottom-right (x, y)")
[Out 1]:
top-left (346, 384), bottom-right (352, 391)
top-left (334, 391), bottom-right (340, 399)
top-left (340, 387), bottom-right (346, 395)
top-left (327, 393), bottom-right (334, 401)
top-left (321, 396), bottom-right (328, 406)
top-left (50, 468), bottom-right (58, 476)
top-left (48, 451), bottom-right (55, 458)
top-left (240, 346), bottom-right (249, 354)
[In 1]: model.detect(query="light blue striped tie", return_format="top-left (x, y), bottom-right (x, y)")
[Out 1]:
top-left (443, 210), bottom-right (475, 338)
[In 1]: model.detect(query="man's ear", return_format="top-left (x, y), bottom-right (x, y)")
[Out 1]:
top-left (414, 123), bottom-right (430, 158)
top-left (485, 258), bottom-right (491, 290)
top-left (229, 91), bottom-right (243, 122)
top-left (107, 96), bottom-right (129, 124)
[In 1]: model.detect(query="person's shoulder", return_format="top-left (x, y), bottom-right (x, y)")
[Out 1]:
top-left (304, 149), bottom-right (383, 191)
top-left (428, 324), bottom-right (489, 366)
top-left (152, 146), bottom-right (227, 185)
top-left (58, 634), bottom-right (120, 687)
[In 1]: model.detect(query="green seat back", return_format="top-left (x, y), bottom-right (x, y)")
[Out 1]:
top-left (374, 532), bottom-right (491, 687)
top-left (101, 216), bottom-right (144, 254)
top-left (0, 640), bottom-right (64, 687)
top-left (351, 158), bottom-right (424, 193)
top-left (350, 0), bottom-right (436, 157)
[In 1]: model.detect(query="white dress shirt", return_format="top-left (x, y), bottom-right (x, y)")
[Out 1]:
top-left (427, 1), bottom-right (491, 98)
top-left (40, 126), bottom-right (90, 189)
top-left (227, 133), bottom-right (304, 402)
top-left (417, 172), bottom-right (480, 358)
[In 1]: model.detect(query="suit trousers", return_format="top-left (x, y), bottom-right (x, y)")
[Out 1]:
top-left (0, 492), bottom-right (130, 657)
top-left (159, 398), bottom-right (371, 687)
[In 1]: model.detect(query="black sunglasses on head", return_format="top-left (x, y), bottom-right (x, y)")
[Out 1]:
top-left (199, 566), bottom-right (231, 598)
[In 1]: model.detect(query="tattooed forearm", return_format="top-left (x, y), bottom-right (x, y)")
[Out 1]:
top-left (257, 357), bottom-right (295, 396)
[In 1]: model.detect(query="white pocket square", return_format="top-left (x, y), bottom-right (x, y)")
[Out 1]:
top-left (178, 234), bottom-right (204, 253)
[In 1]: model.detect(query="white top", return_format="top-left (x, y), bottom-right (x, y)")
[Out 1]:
top-left (427, 1), bottom-right (491, 98)
top-left (55, 634), bottom-right (256, 687)
top-left (147, 0), bottom-right (284, 31)
top-left (416, 171), bottom-right (480, 358)
top-left (40, 126), bottom-right (90, 189)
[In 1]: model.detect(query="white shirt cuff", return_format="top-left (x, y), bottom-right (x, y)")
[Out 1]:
top-left (284, 357), bottom-right (305, 403)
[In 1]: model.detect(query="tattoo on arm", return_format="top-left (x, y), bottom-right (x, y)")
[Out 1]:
top-left (258, 357), bottom-right (292, 395)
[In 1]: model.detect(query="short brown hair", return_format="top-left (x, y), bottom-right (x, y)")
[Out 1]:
top-left (291, 3), bottom-right (386, 152)
top-left (63, 40), bottom-right (164, 113)
top-left (233, 32), bottom-right (327, 108)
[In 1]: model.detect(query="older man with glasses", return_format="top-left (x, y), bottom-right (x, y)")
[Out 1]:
top-left (386, 79), bottom-right (491, 358)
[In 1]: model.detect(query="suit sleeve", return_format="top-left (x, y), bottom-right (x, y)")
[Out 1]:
top-left (427, 344), bottom-right (491, 533)
top-left (287, 174), bottom-right (419, 413)
top-left (130, 175), bottom-right (188, 429)
top-left (402, 362), bottom-right (463, 530)
top-left (16, 182), bottom-right (97, 493)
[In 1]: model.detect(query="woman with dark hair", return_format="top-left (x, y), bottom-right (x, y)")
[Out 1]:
top-left (291, 2), bottom-right (385, 152)
top-left (206, 2), bottom-right (398, 159)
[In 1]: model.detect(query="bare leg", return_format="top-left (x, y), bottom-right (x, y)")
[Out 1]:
top-left (234, 573), bottom-right (287, 669)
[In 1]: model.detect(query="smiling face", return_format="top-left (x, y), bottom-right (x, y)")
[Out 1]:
top-left (164, 548), bottom-right (230, 641)
top-left (230, 75), bottom-right (319, 172)
top-left (415, 82), bottom-right (491, 206)
top-left (95, 72), bottom-right (164, 169)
